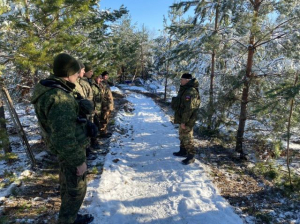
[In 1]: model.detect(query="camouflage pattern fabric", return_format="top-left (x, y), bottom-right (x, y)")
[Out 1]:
top-left (74, 77), bottom-right (93, 102)
top-left (99, 110), bottom-right (111, 134)
top-left (31, 76), bottom-right (89, 166)
top-left (31, 76), bottom-right (88, 223)
top-left (174, 78), bottom-right (200, 156)
top-left (98, 81), bottom-right (114, 134)
top-left (101, 81), bottom-right (114, 111)
top-left (74, 77), bottom-right (94, 123)
top-left (58, 162), bottom-right (87, 224)
top-left (88, 78), bottom-right (102, 113)
top-left (93, 112), bottom-right (101, 131)
top-left (174, 78), bottom-right (200, 126)
top-left (179, 125), bottom-right (196, 155)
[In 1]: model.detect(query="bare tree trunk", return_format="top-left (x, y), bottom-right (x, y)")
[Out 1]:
top-left (286, 74), bottom-right (298, 188)
top-left (120, 65), bottom-right (125, 83)
top-left (207, 4), bottom-right (219, 131)
top-left (132, 67), bottom-right (138, 83)
top-left (0, 99), bottom-right (11, 153)
top-left (164, 76), bottom-right (168, 101)
top-left (235, 1), bottom-right (261, 157)
top-left (34, 70), bottom-right (39, 84)
top-left (141, 45), bottom-right (144, 80)
top-left (164, 36), bottom-right (172, 102)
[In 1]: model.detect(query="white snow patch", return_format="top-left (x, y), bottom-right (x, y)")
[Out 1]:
top-left (84, 92), bottom-right (243, 224)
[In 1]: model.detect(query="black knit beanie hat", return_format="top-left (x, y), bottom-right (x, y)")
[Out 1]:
top-left (84, 63), bottom-right (92, 72)
top-left (181, 73), bottom-right (192, 79)
top-left (53, 53), bottom-right (80, 77)
top-left (101, 71), bottom-right (109, 77)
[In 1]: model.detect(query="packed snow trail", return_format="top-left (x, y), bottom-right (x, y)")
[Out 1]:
top-left (84, 92), bottom-right (243, 224)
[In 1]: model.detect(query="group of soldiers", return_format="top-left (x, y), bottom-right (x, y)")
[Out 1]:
top-left (30, 53), bottom-right (200, 224)
top-left (31, 53), bottom-right (114, 224)
top-left (73, 61), bottom-right (114, 159)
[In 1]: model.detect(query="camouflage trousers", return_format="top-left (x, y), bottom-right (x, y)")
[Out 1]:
top-left (99, 110), bottom-right (111, 134)
top-left (179, 125), bottom-right (196, 155)
top-left (93, 112), bottom-right (101, 130)
top-left (58, 162), bottom-right (87, 224)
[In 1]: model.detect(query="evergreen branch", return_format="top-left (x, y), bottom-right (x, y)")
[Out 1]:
top-left (260, 0), bottom-right (266, 5)
top-left (252, 73), bottom-right (285, 78)
top-left (0, 55), bottom-right (14, 59)
top-left (41, 14), bottom-right (60, 36)
top-left (255, 32), bottom-right (287, 48)
top-left (227, 38), bottom-right (247, 48)
top-left (0, 59), bottom-right (12, 65)
top-left (254, 17), bottom-right (297, 48)
top-left (252, 57), bottom-right (285, 77)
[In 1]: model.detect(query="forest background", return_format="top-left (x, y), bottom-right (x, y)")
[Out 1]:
top-left (1, 0), bottom-right (300, 200)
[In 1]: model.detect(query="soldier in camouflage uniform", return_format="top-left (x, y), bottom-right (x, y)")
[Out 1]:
top-left (83, 64), bottom-right (102, 150)
top-left (31, 53), bottom-right (94, 224)
top-left (99, 71), bottom-right (114, 138)
top-left (74, 61), bottom-right (94, 107)
top-left (172, 73), bottom-right (200, 165)
top-left (93, 74), bottom-right (104, 131)
top-left (74, 62), bottom-right (98, 159)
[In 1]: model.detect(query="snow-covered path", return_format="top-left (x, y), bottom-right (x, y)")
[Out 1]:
top-left (85, 92), bottom-right (243, 224)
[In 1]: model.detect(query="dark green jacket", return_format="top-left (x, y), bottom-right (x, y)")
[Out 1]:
top-left (31, 76), bottom-right (89, 167)
top-left (174, 78), bottom-right (201, 126)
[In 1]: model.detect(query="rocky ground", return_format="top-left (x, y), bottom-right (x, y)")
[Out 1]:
top-left (1, 88), bottom-right (300, 224)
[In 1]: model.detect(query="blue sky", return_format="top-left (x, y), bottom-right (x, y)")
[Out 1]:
top-left (99, 0), bottom-right (178, 34)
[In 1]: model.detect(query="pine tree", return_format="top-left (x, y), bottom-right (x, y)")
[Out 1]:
top-left (231, 0), bottom-right (300, 158)
top-left (107, 15), bottom-right (148, 83)
top-left (170, 0), bottom-right (234, 132)
top-left (0, 0), bottom-right (127, 88)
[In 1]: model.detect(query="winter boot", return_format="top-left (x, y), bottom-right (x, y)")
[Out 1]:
top-left (85, 147), bottom-right (97, 156)
top-left (91, 142), bottom-right (101, 150)
top-left (90, 138), bottom-right (101, 150)
top-left (173, 147), bottom-right (187, 157)
top-left (181, 154), bottom-right (195, 165)
top-left (86, 147), bottom-right (97, 160)
top-left (99, 132), bottom-right (112, 138)
top-left (73, 214), bottom-right (94, 224)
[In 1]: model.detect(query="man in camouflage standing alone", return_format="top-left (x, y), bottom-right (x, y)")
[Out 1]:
top-left (172, 73), bottom-right (200, 165)
top-left (31, 53), bottom-right (94, 223)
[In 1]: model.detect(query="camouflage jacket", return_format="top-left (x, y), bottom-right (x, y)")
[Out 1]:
top-left (31, 76), bottom-right (89, 167)
top-left (101, 81), bottom-right (114, 111)
top-left (174, 78), bottom-right (201, 126)
top-left (74, 77), bottom-right (93, 102)
top-left (74, 77), bottom-right (94, 119)
top-left (87, 78), bottom-right (102, 113)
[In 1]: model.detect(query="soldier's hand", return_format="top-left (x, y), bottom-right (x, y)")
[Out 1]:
top-left (181, 123), bottom-right (186, 129)
top-left (76, 162), bottom-right (87, 176)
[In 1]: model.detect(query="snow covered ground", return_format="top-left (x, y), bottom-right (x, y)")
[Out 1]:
top-left (83, 88), bottom-right (244, 224)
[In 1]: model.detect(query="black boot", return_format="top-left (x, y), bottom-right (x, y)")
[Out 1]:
top-left (182, 154), bottom-right (195, 165)
top-left (99, 132), bottom-right (112, 138)
top-left (173, 147), bottom-right (187, 157)
top-left (73, 214), bottom-right (94, 224)
top-left (86, 147), bottom-right (97, 160)
top-left (86, 147), bottom-right (97, 154)
top-left (90, 138), bottom-right (101, 150)
top-left (91, 142), bottom-right (101, 150)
